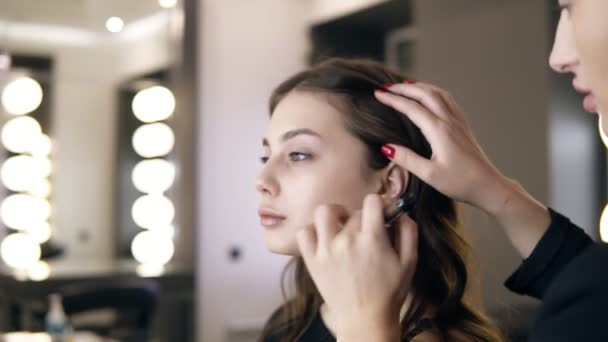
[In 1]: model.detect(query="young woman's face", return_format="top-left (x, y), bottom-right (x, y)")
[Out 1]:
top-left (550, 0), bottom-right (608, 132)
top-left (256, 91), bottom-right (384, 255)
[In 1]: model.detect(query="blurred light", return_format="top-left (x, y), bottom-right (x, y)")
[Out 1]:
top-left (30, 134), bottom-right (52, 158)
top-left (105, 17), bottom-right (124, 33)
top-left (1, 116), bottom-right (42, 153)
top-left (131, 194), bottom-right (174, 229)
top-left (158, 0), bottom-right (178, 9)
top-left (600, 115), bottom-right (608, 243)
top-left (153, 224), bottom-right (176, 239)
top-left (0, 233), bottom-right (41, 269)
top-left (132, 159), bottom-right (175, 194)
top-left (1, 194), bottom-right (51, 231)
top-left (144, 224), bottom-right (176, 239)
top-left (1, 77), bottom-right (43, 116)
top-left (3, 332), bottom-right (51, 342)
top-left (1, 155), bottom-right (49, 192)
top-left (0, 49), bottom-right (11, 71)
top-left (600, 114), bottom-right (608, 148)
top-left (27, 260), bottom-right (51, 281)
top-left (600, 204), bottom-right (608, 243)
top-left (33, 157), bottom-right (52, 178)
top-left (136, 263), bottom-right (165, 277)
top-left (132, 122), bottom-right (175, 158)
top-left (27, 178), bottom-right (52, 198)
top-left (132, 86), bottom-right (175, 123)
top-left (131, 231), bottom-right (174, 265)
top-left (26, 221), bottom-right (52, 244)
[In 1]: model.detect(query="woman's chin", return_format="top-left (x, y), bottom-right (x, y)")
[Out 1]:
top-left (264, 234), bottom-right (300, 256)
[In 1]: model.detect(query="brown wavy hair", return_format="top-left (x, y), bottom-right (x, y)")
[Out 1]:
top-left (258, 58), bottom-right (503, 342)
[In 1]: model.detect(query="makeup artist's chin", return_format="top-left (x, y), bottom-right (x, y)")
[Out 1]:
top-left (583, 93), bottom-right (598, 113)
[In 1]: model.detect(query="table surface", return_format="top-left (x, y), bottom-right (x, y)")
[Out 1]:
top-left (1, 331), bottom-right (112, 342)
top-left (0, 259), bottom-right (192, 282)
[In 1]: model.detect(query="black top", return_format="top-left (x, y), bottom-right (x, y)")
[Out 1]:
top-left (264, 310), bottom-right (435, 342)
top-left (504, 208), bottom-right (608, 341)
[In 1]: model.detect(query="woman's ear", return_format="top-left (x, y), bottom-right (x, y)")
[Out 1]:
top-left (379, 164), bottom-right (409, 205)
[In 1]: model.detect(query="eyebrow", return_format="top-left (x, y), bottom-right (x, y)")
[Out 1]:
top-left (262, 128), bottom-right (322, 147)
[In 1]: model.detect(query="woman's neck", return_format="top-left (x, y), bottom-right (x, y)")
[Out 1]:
top-left (319, 293), bottom-right (417, 336)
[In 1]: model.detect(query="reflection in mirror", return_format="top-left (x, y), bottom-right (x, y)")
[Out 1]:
top-left (0, 1), bottom-right (195, 340)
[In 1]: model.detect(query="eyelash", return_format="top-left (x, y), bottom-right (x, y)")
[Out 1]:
top-left (260, 152), bottom-right (311, 164)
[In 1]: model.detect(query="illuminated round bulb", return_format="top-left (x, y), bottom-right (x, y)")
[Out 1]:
top-left (132, 122), bottom-right (175, 158)
top-left (132, 86), bottom-right (175, 123)
top-left (0, 233), bottom-right (41, 269)
top-left (1, 116), bottom-right (42, 153)
top-left (33, 157), bottom-right (52, 178)
top-left (105, 17), bottom-right (124, 33)
top-left (145, 224), bottom-right (176, 239)
top-left (131, 231), bottom-right (174, 265)
top-left (1, 194), bottom-right (51, 231)
top-left (1, 77), bottom-right (43, 115)
top-left (31, 134), bottom-right (52, 157)
top-left (27, 260), bottom-right (51, 281)
top-left (136, 263), bottom-right (165, 277)
top-left (26, 221), bottom-right (52, 244)
top-left (132, 159), bottom-right (176, 194)
top-left (131, 194), bottom-right (174, 229)
top-left (158, 0), bottom-right (178, 9)
top-left (28, 178), bottom-right (52, 198)
top-left (1, 155), bottom-right (49, 192)
top-left (154, 225), bottom-right (176, 239)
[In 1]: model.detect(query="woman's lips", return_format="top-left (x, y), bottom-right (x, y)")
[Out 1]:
top-left (583, 93), bottom-right (598, 113)
top-left (573, 81), bottom-right (598, 113)
top-left (258, 208), bottom-right (286, 228)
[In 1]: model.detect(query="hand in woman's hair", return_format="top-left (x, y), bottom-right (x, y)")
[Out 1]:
top-left (375, 83), bottom-right (549, 258)
top-left (375, 82), bottom-right (510, 216)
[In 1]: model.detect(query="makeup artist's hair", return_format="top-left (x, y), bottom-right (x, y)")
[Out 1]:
top-left (258, 58), bottom-right (504, 342)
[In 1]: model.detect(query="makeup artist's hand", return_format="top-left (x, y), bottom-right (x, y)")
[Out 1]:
top-left (374, 82), bottom-right (550, 258)
top-left (375, 82), bottom-right (507, 212)
top-left (297, 194), bottom-right (418, 342)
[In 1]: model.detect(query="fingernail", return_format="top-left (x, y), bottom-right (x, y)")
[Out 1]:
top-left (404, 79), bottom-right (416, 84)
top-left (380, 145), bottom-right (396, 159)
top-left (382, 83), bottom-right (394, 89)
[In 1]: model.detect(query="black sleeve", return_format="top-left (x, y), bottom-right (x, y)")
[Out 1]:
top-left (529, 243), bottom-right (608, 341)
top-left (504, 208), bottom-right (593, 299)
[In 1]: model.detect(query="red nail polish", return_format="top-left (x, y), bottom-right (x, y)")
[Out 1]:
top-left (404, 79), bottom-right (416, 84)
top-left (382, 83), bottom-right (394, 89)
top-left (380, 145), bottom-right (395, 159)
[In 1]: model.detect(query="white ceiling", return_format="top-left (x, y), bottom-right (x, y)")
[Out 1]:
top-left (0, 0), bottom-right (170, 32)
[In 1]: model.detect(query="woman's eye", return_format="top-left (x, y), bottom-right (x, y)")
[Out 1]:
top-left (289, 152), bottom-right (310, 162)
